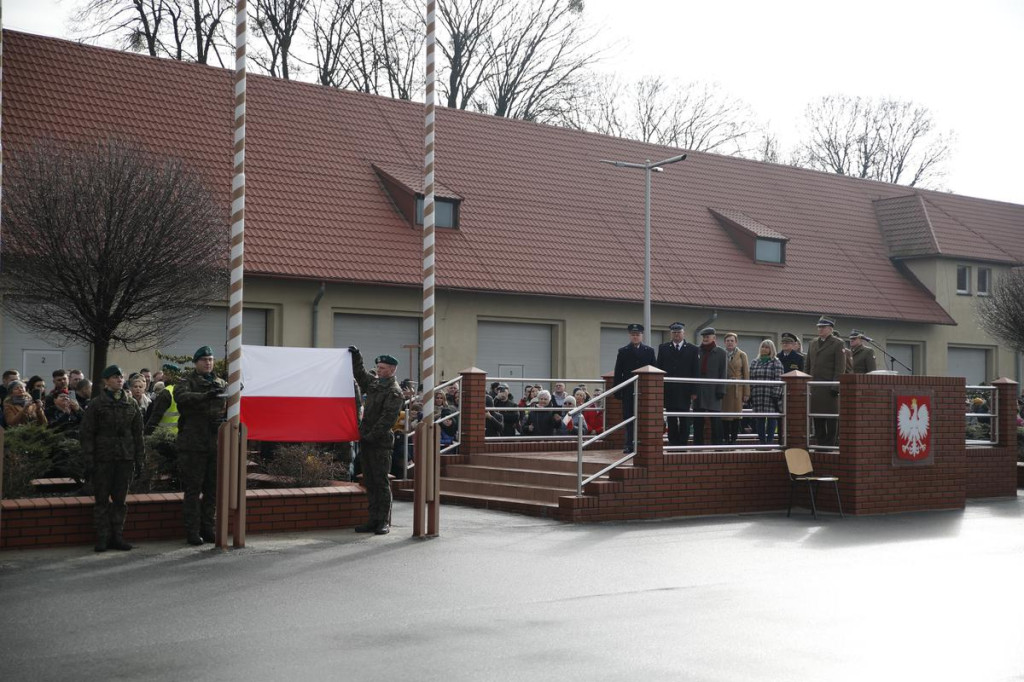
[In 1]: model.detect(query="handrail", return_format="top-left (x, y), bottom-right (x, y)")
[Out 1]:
top-left (486, 376), bottom-right (605, 386)
top-left (965, 385), bottom-right (998, 447)
top-left (806, 380), bottom-right (840, 452)
top-left (433, 375), bottom-right (462, 393)
top-left (663, 376), bottom-right (780, 385)
top-left (567, 375), bottom-right (637, 417)
top-left (428, 376), bottom-right (462, 456)
top-left (573, 376), bottom-right (639, 495)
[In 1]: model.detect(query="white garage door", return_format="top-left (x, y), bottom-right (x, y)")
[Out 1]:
top-left (160, 307), bottom-right (268, 359)
top-left (334, 314), bottom-right (420, 380)
top-left (947, 347), bottom-right (989, 385)
top-left (2, 312), bottom-right (91, 378)
top-left (600, 327), bottom-right (664, 375)
top-left (476, 322), bottom-right (552, 384)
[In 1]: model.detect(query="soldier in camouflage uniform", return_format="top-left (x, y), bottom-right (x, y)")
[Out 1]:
top-left (80, 365), bottom-right (145, 552)
top-left (175, 346), bottom-right (227, 545)
top-left (348, 347), bottom-right (404, 535)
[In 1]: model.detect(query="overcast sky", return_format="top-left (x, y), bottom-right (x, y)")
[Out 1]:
top-left (6, 0), bottom-right (1023, 205)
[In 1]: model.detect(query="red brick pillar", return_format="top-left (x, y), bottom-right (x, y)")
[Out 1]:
top-left (991, 377), bottom-right (1020, 447)
top-left (458, 367), bottom-right (487, 455)
top-left (603, 372), bottom-right (624, 450)
top-left (634, 365), bottom-right (665, 469)
top-left (782, 370), bottom-right (810, 449)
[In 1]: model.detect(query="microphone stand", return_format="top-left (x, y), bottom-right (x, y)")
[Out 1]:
top-left (864, 336), bottom-right (912, 373)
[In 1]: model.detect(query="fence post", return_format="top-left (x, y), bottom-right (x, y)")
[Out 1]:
top-left (782, 370), bottom-right (811, 449)
top-left (990, 377), bottom-right (1020, 447)
top-left (458, 367), bottom-right (487, 455)
top-left (633, 365), bottom-right (665, 469)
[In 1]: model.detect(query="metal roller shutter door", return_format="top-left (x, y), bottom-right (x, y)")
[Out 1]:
top-left (160, 307), bottom-right (268, 359)
top-left (947, 347), bottom-right (988, 385)
top-left (2, 312), bottom-right (91, 378)
top-left (476, 322), bottom-right (551, 385)
top-left (333, 314), bottom-right (420, 379)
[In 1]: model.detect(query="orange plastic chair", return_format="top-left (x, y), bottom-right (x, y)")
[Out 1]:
top-left (784, 448), bottom-right (844, 519)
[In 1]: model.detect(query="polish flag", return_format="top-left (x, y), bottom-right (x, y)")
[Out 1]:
top-left (240, 345), bottom-right (359, 442)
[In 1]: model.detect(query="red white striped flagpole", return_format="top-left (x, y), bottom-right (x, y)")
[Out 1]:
top-left (1, 3), bottom-right (5, 273)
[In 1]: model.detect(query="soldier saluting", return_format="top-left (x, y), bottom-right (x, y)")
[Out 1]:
top-left (175, 346), bottom-right (227, 546)
top-left (348, 347), bottom-right (404, 535)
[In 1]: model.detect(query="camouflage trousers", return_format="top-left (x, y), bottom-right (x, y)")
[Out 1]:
top-left (360, 442), bottom-right (392, 526)
top-left (179, 447), bottom-right (217, 535)
top-left (93, 460), bottom-right (134, 543)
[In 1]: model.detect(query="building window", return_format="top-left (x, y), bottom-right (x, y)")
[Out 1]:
top-left (416, 197), bottom-right (458, 228)
top-left (755, 238), bottom-right (784, 263)
top-left (956, 265), bottom-right (971, 294)
top-left (886, 342), bottom-right (921, 375)
top-left (977, 268), bottom-right (991, 296)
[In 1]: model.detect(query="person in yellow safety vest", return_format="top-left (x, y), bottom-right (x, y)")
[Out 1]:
top-left (145, 383), bottom-right (179, 436)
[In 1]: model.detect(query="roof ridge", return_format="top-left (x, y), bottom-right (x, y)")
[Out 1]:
top-left (914, 193), bottom-right (943, 255)
top-left (920, 194), bottom-right (1017, 262)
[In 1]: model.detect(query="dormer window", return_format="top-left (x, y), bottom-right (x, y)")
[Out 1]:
top-left (415, 196), bottom-right (458, 229)
top-left (755, 238), bottom-right (784, 263)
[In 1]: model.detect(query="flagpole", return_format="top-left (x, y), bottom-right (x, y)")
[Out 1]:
top-left (416, 0), bottom-right (438, 537)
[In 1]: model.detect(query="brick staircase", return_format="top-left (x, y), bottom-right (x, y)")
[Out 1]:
top-left (395, 449), bottom-right (624, 518)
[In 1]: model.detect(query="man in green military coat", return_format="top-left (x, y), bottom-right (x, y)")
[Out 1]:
top-left (849, 330), bottom-right (878, 374)
top-left (348, 346), bottom-right (404, 535)
top-left (80, 365), bottom-right (145, 552)
top-left (175, 346), bottom-right (227, 545)
top-left (805, 317), bottom-right (846, 447)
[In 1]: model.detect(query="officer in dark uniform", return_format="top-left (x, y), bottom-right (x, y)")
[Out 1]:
top-left (80, 365), bottom-right (145, 552)
top-left (656, 321), bottom-right (700, 446)
top-left (348, 347), bottom-right (404, 535)
top-left (849, 330), bottom-right (877, 374)
top-left (174, 346), bottom-right (227, 545)
top-left (613, 323), bottom-right (656, 453)
top-left (777, 332), bottom-right (805, 373)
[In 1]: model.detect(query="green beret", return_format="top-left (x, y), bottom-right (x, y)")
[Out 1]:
top-left (101, 365), bottom-right (123, 379)
top-left (162, 363), bottom-right (180, 372)
top-left (193, 346), bottom-right (214, 362)
top-left (374, 354), bottom-right (399, 366)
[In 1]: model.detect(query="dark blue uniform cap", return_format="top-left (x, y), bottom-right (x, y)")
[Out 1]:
top-left (627, 324), bottom-right (644, 333)
top-left (668, 322), bottom-right (685, 331)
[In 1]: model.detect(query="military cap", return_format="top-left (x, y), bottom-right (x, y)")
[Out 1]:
top-left (162, 362), bottom-right (180, 372)
top-left (374, 354), bottom-right (399, 366)
top-left (849, 329), bottom-right (873, 341)
top-left (816, 316), bottom-right (835, 327)
top-left (193, 345), bottom-right (215, 362)
top-left (699, 327), bottom-right (716, 336)
top-left (101, 365), bottom-right (123, 379)
top-left (781, 332), bottom-right (798, 342)
top-left (668, 322), bottom-right (685, 331)
top-left (497, 383), bottom-right (510, 391)
top-left (627, 323), bottom-right (644, 333)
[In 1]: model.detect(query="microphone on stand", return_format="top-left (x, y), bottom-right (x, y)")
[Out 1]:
top-left (860, 333), bottom-right (912, 373)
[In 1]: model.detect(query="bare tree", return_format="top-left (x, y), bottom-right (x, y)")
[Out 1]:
top-left (977, 267), bottom-right (1024, 354)
top-left (304, 0), bottom-right (358, 87)
top-left (73, 0), bottom-right (168, 56)
top-left (794, 95), bottom-right (953, 188)
top-left (554, 74), bottom-right (626, 137)
top-left (1, 139), bottom-right (228, 383)
top-left (252, 0), bottom-right (311, 79)
top-left (436, 0), bottom-right (508, 110)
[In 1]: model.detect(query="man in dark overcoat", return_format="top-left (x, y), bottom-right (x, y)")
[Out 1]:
top-left (613, 323), bottom-right (656, 453)
top-left (777, 332), bottom-right (805, 373)
top-left (656, 321), bottom-right (699, 446)
top-left (694, 327), bottom-right (728, 446)
top-left (805, 317), bottom-right (846, 446)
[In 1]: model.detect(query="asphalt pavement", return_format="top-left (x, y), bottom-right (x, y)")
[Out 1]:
top-left (2, 497), bottom-right (1023, 681)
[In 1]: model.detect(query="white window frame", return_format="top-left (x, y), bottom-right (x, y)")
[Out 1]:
top-left (955, 265), bottom-right (972, 295)
top-left (977, 267), bottom-right (991, 296)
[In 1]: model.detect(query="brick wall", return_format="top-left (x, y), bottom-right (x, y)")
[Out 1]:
top-left (1, 484), bottom-right (367, 550)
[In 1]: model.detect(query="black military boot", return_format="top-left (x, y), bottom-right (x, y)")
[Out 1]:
top-left (354, 522), bottom-right (377, 533)
top-left (94, 533), bottom-right (109, 553)
top-left (109, 535), bottom-right (134, 551)
top-left (186, 531), bottom-right (204, 546)
top-left (201, 526), bottom-right (217, 544)
top-left (373, 523), bottom-right (390, 535)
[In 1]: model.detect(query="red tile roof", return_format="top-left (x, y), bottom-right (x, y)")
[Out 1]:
top-left (7, 31), bottom-right (1023, 325)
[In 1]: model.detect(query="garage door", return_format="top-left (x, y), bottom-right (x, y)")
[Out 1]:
top-left (476, 322), bottom-right (552, 383)
top-left (600, 327), bottom-right (664, 375)
top-left (2, 312), bottom-right (91, 378)
top-left (886, 343), bottom-right (916, 374)
top-left (160, 307), bottom-right (268, 359)
top-left (947, 347), bottom-right (989, 385)
top-left (334, 314), bottom-right (420, 380)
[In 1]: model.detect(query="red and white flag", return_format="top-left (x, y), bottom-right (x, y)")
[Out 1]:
top-left (240, 346), bottom-right (359, 442)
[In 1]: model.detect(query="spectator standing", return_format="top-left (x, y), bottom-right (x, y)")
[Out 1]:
top-left (656, 321), bottom-right (700, 446)
top-left (68, 369), bottom-right (85, 391)
top-left (749, 339), bottom-right (784, 444)
top-left (0, 369), bottom-right (20, 403)
top-left (777, 332), bottom-right (804, 373)
top-left (694, 327), bottom-right (727, 446)
top-left (46, 389), bottom-right (83, 436)
top-left (26, 375), bottom-right (47, 397)
top-left (174, 346), bottom-right (227, 545)
top-left (522, 390), bottom-right (561, 437)
top-left (721, 333), bottom-right (750, 445)
top-left (75, 379), bottom-right (93, 411)
top-left (129, 375), bottom-right (152, 414)
top-left (493, 384), bottom-right (521, 436)
top-left (348, 347), bottom-right (404, 535)
top-left (79, 365), bottom-right (144, 552)
top-left (484, 393), bottom-right (505, 437)
top-left (434, 391), bottom-right (459, 448)
top-left (558, 395), bottom-right (586, 435)
top-left (613, 323), bottom-right (656, 454)
top-left (806, 317), bottom-right (846, 446)
top-left (550, 382), bottom-right (569, 408)
top-left (45, 369), bottom-right (71, 410)
top-left (3, 380), bottom-right (47, 427)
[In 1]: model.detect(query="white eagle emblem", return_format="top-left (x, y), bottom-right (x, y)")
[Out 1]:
top-left (898, 398), bottom-right (930, 459)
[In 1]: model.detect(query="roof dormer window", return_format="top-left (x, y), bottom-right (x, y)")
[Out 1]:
top-left (755, 238), bottom-right (784, 263)
top-left (416, 196), bottom-right (458, 229)
top-left (709, 208), bottom-right (788, 265)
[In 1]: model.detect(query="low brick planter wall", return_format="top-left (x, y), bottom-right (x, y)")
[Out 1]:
top-left (1, 483), bottom-right (367, 550)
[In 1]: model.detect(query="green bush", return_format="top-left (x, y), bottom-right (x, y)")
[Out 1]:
top-left (265, 444), bottom-right (344, 487)
top-left (2, 425), bottom-right (79, 498)
top-left (131, 425), bottom-right (180, 493)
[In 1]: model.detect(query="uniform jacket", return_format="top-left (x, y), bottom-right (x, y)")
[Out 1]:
top-left (695, 343), bottom-right (728, 411)
top-left (777, 350), bottom-right (804, 374)
top-left (749, 356), bottom-right (784, 413)
top-left (352, 353), bottom-right (404, 447)
top-left (613, 342), bottom-right (656, 399)
top-left (806, 334), bottom-right (846, 414)
top-left (851, 345), bottom-right (877, 374)
top-left (722, 349), bottom-right (750, 417)
top-left (79, 389), bottom-right (144, 466)
top-left (656, 341), bottom-right (700, 410)
top-left (175, 370), bottom-right (228, 452)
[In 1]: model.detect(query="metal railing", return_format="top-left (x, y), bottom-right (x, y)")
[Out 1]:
top-left (662, 376), bottom-right (787, 451)
top-left (484, 376), bottom-right (607, 442)
top-left (432, 375), bottom-right (463, 455)
top-left (565, 375), bottom-right (639, 495)
top-left (806, 380), bottom-right (840, 452)
top-left (965, 385), bottom-right (998, 447)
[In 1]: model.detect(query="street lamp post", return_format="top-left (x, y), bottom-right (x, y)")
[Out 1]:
top-left (600, 154), bottom-right (687, 333)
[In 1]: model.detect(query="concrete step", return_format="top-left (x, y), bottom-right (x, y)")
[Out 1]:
top-left (441, 477), bottom-right (571, 505)
top-left (445, 464), bottom-right (584, 489)
top-left (465, 452), bottom-right (610, 475)
top-left (433, 490), bottom-right (560, 518)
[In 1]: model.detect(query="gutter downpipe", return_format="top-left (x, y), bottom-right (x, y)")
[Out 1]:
top-left (692, 310), bottom-right (718, 344)
top-left (311, 281), bottom-right (326, 347)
